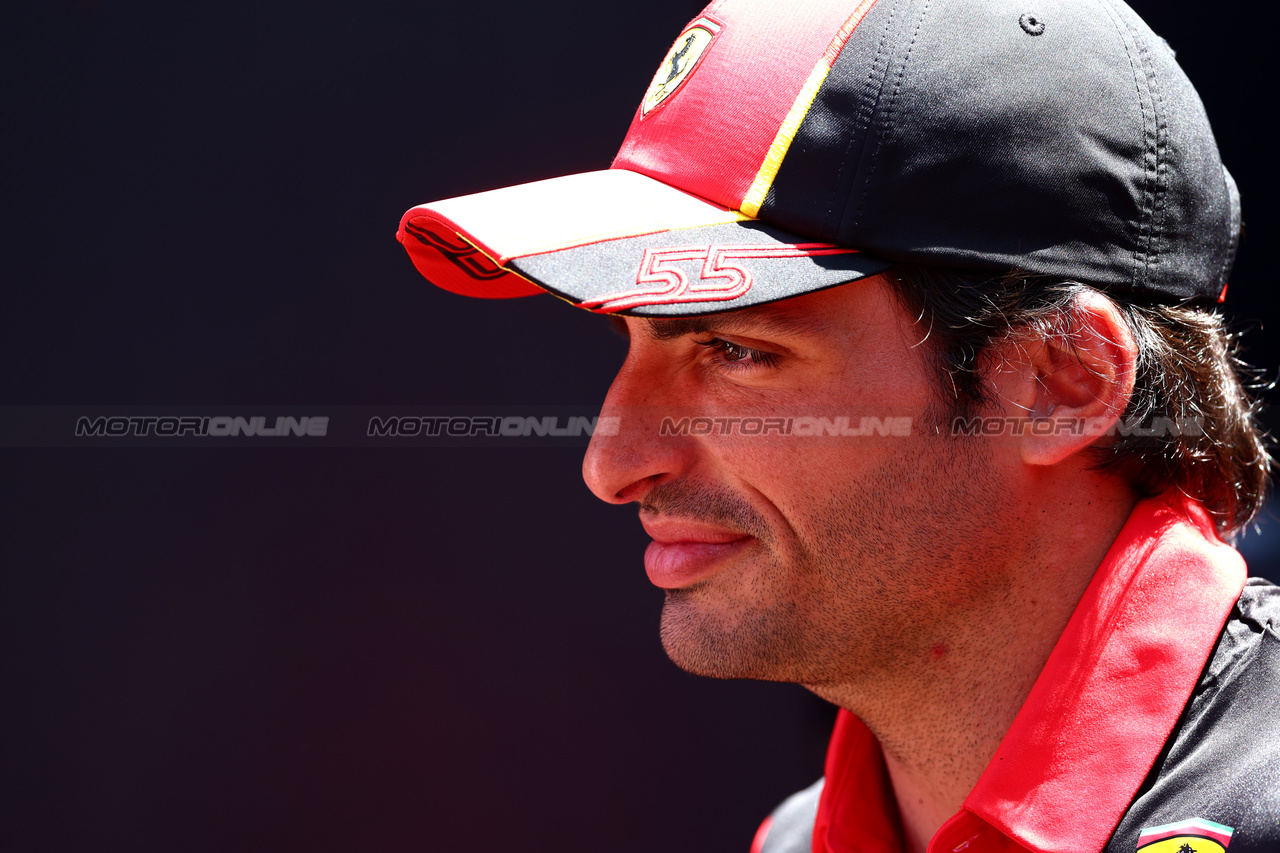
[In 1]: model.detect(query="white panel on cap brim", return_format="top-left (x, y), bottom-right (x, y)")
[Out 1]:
top-left (411, 169), bottom-right (751, 266)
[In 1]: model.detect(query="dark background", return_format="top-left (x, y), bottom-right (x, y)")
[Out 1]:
top-left (1, 2), bottom-right (1275, 851)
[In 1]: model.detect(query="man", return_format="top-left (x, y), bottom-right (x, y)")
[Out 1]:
top-left (396, 0), bottom-right (1279, 851)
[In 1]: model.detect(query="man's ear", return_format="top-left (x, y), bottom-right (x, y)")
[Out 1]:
top-left (986, 290), bottom-right (1137, 467)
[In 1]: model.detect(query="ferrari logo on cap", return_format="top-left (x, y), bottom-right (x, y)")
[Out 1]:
top-left (1137, 819), bottom-right (1234, 853)
top-left (641, 17), bottom-right (721, 116)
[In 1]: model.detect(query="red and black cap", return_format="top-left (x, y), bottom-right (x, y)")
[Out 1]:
top-left (398, 0), bottom-right (1240, 316)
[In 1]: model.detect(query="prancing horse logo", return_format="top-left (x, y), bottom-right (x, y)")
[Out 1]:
top-left (662, 35), bottom-right (698, 87)
top-left (641, 18), bottom-right (721, 116)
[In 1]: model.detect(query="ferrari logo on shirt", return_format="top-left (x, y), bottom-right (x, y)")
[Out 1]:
top-left (640, 17), bottom-right (721, 116)
top-left (1137, 819), bottom-right (1234, 853)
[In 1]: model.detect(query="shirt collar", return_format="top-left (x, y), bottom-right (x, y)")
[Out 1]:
top-left (813, 493), bottom-right (1247, 853)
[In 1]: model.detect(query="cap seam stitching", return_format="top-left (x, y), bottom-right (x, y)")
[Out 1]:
top-left (1097, 0), bottom-right (1157, 290)
top-left (1134, 11), bottom-right (1170, 284)
top-left (849, 0), bottom-right (932, 233)
top-left (827, 1), bottom-right (897, 233)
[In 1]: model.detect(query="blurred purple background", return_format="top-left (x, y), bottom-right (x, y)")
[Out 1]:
top-left (1, 1), bottom-right (1275, 850)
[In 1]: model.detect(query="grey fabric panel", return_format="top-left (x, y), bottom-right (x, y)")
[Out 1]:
top-left (760, 777), bottom-right (824, 853)
top-left (508, 221), bottom-right (890, 317)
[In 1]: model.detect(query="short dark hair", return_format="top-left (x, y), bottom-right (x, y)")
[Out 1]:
top-left (888, 265), bottom-right (1272, 538)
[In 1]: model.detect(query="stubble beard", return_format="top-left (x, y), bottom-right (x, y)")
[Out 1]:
top-left (641, 480), bottom-right (805, 680)
top-left (650, 433), bottom-right (1008, 689)
top-left (659, 552), bottom-right (818, 681)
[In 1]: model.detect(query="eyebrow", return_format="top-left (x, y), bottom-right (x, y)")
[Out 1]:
top-left (639, 305), bottom-right (831, 342)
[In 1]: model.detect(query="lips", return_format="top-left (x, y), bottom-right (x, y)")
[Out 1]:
top-left (640, 516), bottom-right (753, 589)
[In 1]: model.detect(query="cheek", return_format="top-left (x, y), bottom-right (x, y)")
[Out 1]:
top-left (704, 435), bottom-right (901, 564)
top-left (696, 388), bottom-right (935, 533)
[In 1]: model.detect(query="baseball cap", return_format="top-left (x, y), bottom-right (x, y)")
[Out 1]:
top-left (397, 0), bottom-right (1240, 316)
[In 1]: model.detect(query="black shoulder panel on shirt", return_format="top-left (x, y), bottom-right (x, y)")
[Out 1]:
top-left (1104, 579), bottom-right (1280, 853)
top-left (760, 778), bottom-right (824, 853)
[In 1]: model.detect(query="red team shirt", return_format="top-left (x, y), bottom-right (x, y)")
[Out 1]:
top-left (751, 493), bottom-right (1248, 853)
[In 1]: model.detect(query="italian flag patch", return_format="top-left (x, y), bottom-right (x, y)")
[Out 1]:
top-left (1137, 818), bottom-right (1234, 853)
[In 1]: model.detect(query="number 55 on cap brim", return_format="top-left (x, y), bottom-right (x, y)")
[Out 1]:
top-left (396, 169), bottom-right (890, 317)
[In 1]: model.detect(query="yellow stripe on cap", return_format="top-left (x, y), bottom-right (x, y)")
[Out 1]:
top-left (740, 0), bottom-right (880, 218)
top-left (740, 63), bottom-right (833, 217)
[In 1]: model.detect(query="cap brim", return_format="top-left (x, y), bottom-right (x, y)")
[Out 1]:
top-left (397, 169), bottom-right (890, 316)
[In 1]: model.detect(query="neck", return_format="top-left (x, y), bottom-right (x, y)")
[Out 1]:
top-left (806, 476), bottom-right (1136, 853)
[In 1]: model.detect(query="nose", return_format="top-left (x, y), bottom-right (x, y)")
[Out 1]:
top-left (583, 352), bottom-right (696, 505)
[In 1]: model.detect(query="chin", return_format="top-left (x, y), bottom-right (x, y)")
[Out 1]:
top-left (657, 590), bottom-right (804, 682)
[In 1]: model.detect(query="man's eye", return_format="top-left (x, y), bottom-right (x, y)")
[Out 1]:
top-left (694, 337), bottom-right (780, 370)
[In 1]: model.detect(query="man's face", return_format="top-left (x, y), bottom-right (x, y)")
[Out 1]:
top-left (582, 276), bottom-right (1021, 693)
